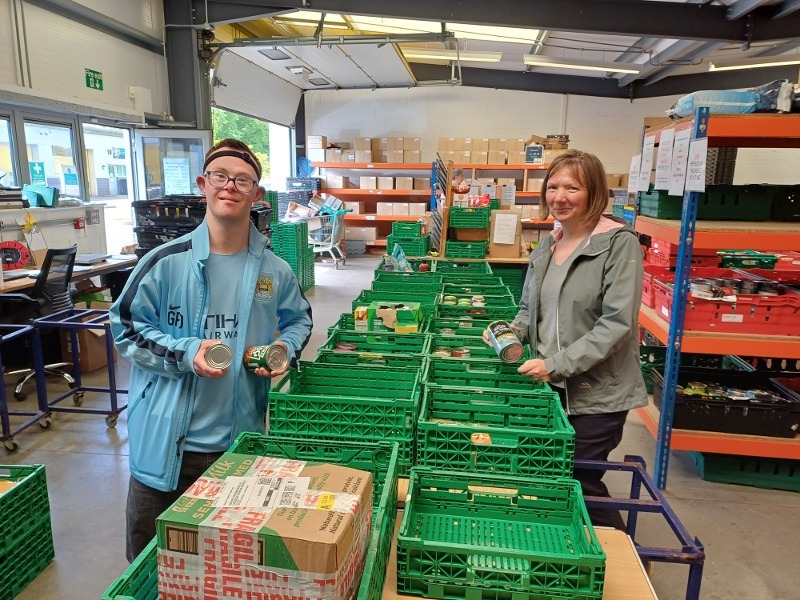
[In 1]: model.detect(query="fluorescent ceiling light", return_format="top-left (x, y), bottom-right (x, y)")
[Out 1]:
top-left (708, 55), bottom-right (800, 71)
top-left (523, 54), bottom-right (642, 74)
top-left (403, 48), bottom-right (503, 63)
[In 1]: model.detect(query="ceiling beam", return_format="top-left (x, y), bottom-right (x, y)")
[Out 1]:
top-left (752, 38), bottom-right (800, 56)
top-left (635, 63), bottom-right (800, 98)
top-left (726, 0), bottom-right (772, 20)
top-left (617, 39), bottom-right (700, 87)
top-left (773, 0), bottom-right (800, 19)
top-left (201, 0), bottom-right (800, 43)
top-left (643, 42), bottom-right (727, 86)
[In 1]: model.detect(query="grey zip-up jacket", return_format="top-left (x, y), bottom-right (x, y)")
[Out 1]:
top-left (512, 217), bottom-right (647, 415)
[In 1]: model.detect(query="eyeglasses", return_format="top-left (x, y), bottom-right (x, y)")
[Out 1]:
top-left (204, 171), bottom-right (258, 193)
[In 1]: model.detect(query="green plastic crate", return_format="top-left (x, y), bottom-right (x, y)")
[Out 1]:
top-left (372, 278), bottom-right (443, 294)
top-left (434, 260), bottom-right (493, 276)
top-left (611, 204), bottom-right (626, 218)
top-left (417, 385), bottom-right (574, 478)
top-left (0, 514), bottom-right (55, 600)
top-left (638, 190), bottom-right (683, 219)
top-left (0, 464), bottom-right (51, 556)
top-left (387, 235), bottom-right (429, 257)
top-left (423, 356), bottom-right (547, 392)
top-left (397, 469), bottom-right (605, 600)
top-left (436, 294), bottom-right (518, 320)
top-left (449, 206), bottom-right (490, 228)
top-left (329, 312), bottom-right (428, 337)
top-left (772, 185), bottom-right (800, 222)
top-left (374, 270), bottom-right (443, 288)
top-left (717, 250), bottom-right (779, 269)
top-left (316, 349), bottom-right (423, 368)
top-left (699, 185), bottom-right (773, 221)
top-left (352, 290), bottom-right (437, 319)
top-left (428, 334), bottom-right (529, 360)
top-left (374, 258), bottom-right (435, 276)
top-left (490, 198), bottom-right (500, 210)
top-left (426, 317), bottom-right (496, 337)
top-left (269, 362), bottom-right (422, 473)
top-left (445, 240), bottom-right (487, 259)
top-left (103, 437), bottom-right (401, 600)
top-left (441, 282), bottom-right (513, 297)
top-left (322, 330), bottom-right (430, 360)
top-left (690, 452), bottom-right (800, 492)
top-left (392, 221), bottom-right (423, 237)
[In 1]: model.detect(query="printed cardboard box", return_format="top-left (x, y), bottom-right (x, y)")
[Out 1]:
top-left (367, 301), bottom-right (422, 333)
top-left (157, 453), bottom-right (373, 600)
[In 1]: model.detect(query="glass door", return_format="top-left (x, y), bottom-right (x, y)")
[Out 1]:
top-left (133, 129), bottom-right (212, 200)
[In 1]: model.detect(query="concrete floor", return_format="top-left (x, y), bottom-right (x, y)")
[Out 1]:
top-left (4, 254), bottom-right (799, 600)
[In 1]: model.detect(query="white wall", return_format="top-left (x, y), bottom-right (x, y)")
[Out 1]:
top-left (0, 0), bottom-right (167, 120)
top-left (305, 86), bottom-right (799, 183)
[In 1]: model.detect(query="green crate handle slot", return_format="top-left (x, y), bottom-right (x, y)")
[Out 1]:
top-left (469, 432), bottom-right (520, 448)
top-left (465, 363), bottom-right (500, 374)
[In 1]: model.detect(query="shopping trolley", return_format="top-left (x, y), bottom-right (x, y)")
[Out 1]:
top-left (307, 208), bottom-right (351, 269)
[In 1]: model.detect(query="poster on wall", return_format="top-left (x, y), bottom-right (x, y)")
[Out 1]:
top-left (162, 157), bottom-right (192, 196)
top-left (62, 165), bottom-right (81, 196)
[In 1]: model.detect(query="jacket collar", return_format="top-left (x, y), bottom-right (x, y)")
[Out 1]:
top-left (540, 216), bottom-right (630, 257)
top-left (190, 218), bottom-right (268, 261)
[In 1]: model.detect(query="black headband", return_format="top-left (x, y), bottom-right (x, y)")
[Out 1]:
top-left (203, 150), bottom-right (261, 181)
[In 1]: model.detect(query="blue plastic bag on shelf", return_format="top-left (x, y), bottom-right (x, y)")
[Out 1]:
top-left (667, 79), bottom-right (793, 119)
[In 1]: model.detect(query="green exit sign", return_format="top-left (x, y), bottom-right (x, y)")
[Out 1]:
top-left (85, 68), bottom-right (103, 91)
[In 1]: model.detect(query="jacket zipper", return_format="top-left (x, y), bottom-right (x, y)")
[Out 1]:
top-left (555, 300), bottom-right (569, 415)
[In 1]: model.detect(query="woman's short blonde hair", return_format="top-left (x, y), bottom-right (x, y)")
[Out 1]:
top-left (539, 150), bottom-right (609, 226)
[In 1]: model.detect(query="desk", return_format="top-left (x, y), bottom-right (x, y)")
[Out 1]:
top-left (1, 256), bottom-right (138, 293)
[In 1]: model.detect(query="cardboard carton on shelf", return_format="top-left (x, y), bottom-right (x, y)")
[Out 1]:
top-left (157, 453), bottom-right (373, 600)
top-left (355, 150), bottom-right (372, 163)
top-left (387, 150), bottom-right (404, 163)
top-left (489, 138), bottom-right (508, 152)
top-left (376, 202), bottom-right (394, 215)
top-left (472, 138), bottom-right (490, 152)
top-left (497, 177), bottom-right (516, 187)
top-left (403, 150), bottom-right (421, 163)
top-left (437, 137), bottom-right (456, 151)
top-left (344, 226), bottom-right (377, 241)
top-left (412, 178), bottom-right (430, 191)
top-left (454, 138), bottom-right (473, 151)
top-left (403, 137), bottom-right (421, 150)
top-left (455, 151), bottom-right (471, 163)
top-left (343, 201), bottom-right (362, 214)
top-left (326, 175), bottom-right (352, 189)
top-left (526, 177), bottom-right (544, 193)
top-left (359, 176), bottom-right (377, 190)
top-left (307, 148), bottom-right (326, 163)
top-left (544, 149), bottom-right (568, 164)
top-left (470, 151), bottom-right (489, 165)
top-left (371, 137), bottom-right (388, 151)
top-left (387, 137), bottom-right (404, 151)
top-left (307, 135), bottom-right (328, 149)
top-left (409, 203), bottom-right (427, 216)
top-left (489, 210), bottom-right (523, 259)
top-left (488, 150), bottom-right (506, 165)
top-left (342, 150), bottom-right (356, 163)
top-left (354, 137), bottom-right (371, 151)
top-left (377, 177), bottom-right (394, 190)
top-left (395, 177), bottom-right (414, 190)
top-left (393, 202), bottom-right (410, 216)
top-left (508, 138), bottom-right (526, 152)
top-left (508, 151), bottom-right (526, 164)
top-left (325, 148), bottom-right (343, 162)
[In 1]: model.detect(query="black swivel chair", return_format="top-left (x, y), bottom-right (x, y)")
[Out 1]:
top-left (0, 245), bottom-right (78, 400)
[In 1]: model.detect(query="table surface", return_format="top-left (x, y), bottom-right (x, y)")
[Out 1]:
top-left (384, 512), bottom-right (658, 600)
top-left (1, 255), bottom-right (138, 293)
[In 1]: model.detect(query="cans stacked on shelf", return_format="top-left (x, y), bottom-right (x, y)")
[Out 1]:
top-left (270, 221), bottom-right (316, 291)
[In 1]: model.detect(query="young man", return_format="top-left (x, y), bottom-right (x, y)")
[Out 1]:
top-left (109, 139), bottom-right (313, 561)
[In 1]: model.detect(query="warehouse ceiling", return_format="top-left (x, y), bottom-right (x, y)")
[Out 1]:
top-left (203, 0), bottom-right (800, 99)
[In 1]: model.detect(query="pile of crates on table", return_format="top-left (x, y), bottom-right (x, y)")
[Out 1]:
top-left (0, 464), bottom-right (54, 599)
top-left (271, 220), bottom-right (315, 291)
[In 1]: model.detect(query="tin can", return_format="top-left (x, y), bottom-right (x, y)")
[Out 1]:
top-left (486, 320), bottom-right (525, 363)
top-left (439, 327), bottom-right (456, 335)
top-left (205, 343), bottom-right (233, 370)
top-left (244, 344), bottom-right (290, 371)
top-left (451, 347), bottom-right (471, 358)
top-left (334, 342), bottom-right (358, 352)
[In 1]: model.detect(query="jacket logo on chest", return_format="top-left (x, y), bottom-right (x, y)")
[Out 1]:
top-left (255, 272), bottom-right (273, 301)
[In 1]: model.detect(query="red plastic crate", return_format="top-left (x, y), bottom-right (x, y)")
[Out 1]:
top-left (644, 266), bottom-right (747, 308)
top-left (735, 269), bottom-right (800, 286)
top-left (650, 237), bottom-right (718, 257)
top-left (653, 278), bottom-right (800, 335)
top-left (647, 248), bottom-right (720, 269)
top-left (775, 252), bottom-right (800, 272)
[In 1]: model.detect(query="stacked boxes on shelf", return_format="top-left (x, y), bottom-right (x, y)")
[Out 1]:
top-left (271, 221), bottom-right (315, 291)
top-left (0, 464), bottom-right (55, 599)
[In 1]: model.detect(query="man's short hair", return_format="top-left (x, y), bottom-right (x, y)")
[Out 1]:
top-left (204, 138), bottom-right (262, 180)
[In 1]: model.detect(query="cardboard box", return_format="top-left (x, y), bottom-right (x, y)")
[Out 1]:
top-left (521, 205), bottom-right (536, 219)
top-left (439, 151), bottom-right (455, 162)
top-left (452, 227), bottom-right (488, 242)
top-left (408, 203), bottom-right (427, 216)
top-left (307, 148), bottom-right (326, 163)
top-left (455, 151), bottom-right (471, 163)
top-left (388, 137), bottom-right (404, 151)
top-left (377, 177), bottom-right (394, 190)
top-left (508, 138), bottom-right (526, 152)
top-left (488, 150), bottom-right (506, 165)
top-left (508, 151), bottom-right (526, 165)
top-left (454, 138), bottom-right (472, 151)
top-left (526, 178), bottom-right (544, 193)
top-left (470, 151), bottom-right (488, 165)
top-left (326, 175), bottom-right (352, 189)
top-left (371, 138), bottom-right (388, 151)
top-left (376, 202), bottom-right (394, 215)
top-left (359, 176), bottom-right (377, 190)
top-left (343, 150), bottom-right (356, 162)
top-left (393, 202), bottom-right (410, 216)
top-left (343, 200), bottom-right (362, 214)
top-left (489, 210), bottom-right (522, 259)
top-left (354, 137), bottom-right (371, 151)
top-left (472, 138), bottom-right (490, 152)
top-left (60, 301), bottom-right (117, 373)
top-left (403, 150), bottom-right (421, 163)
top-left (619, 173), bottom-right (630, 188)
top-left (368, 301), bottom-right (422, 333)
top-left (307, 135), bottom-right (328, 149)
top-left (403, 137), bottom-right (421, 150)
top-left (345, 226), bottom-right (377, 241)
top-left (395, 177), bottom-right (414, 190)
top-left (497, 177), bottom-right (516, 187)
top-left (355, 150), bottom-right (373, 163)
top-left (325, 148), bottom-right (343, 162)
top-left (413, 178), bottom-right (430, 191)
top-left (387, 150), bottom-right (404, 163)
top-left (605, 173), bottom-right (622, 188)
top-left (437, 137), bottom-right (456, 151)
top-left (488, 138), bottom-right (507, 152)
top-left (157, 452), bottom-right (372, 600)
top-left (544, 149), bottom-right (568, 164)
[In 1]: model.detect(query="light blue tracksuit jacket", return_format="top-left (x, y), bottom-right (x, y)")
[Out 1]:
top-left (109, 220), bottom-right (312, 491)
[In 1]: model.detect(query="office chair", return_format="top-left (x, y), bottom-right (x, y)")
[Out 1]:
top-left (0, 245), bottom-right (78, 400)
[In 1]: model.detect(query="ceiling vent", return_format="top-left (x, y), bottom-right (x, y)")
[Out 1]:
top-left (259, 47), bottom-right (290, 60)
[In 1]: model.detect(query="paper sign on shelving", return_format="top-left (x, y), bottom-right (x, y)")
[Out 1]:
top-left (685, 138), bottom-right (709, 192)
top-left (654, 128), bottom-right (675, 190)
top-left (638, 136), bottom-right (656, 192)
top-left (668, 129), bottom-right (691, 197)
top-left (627, 155), bottom-right (641, 195)
top-left (492, 212), bottom-right (519, 244)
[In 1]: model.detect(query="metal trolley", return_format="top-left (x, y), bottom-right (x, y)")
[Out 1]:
top-left (307, 208), bottom-right (350, 269)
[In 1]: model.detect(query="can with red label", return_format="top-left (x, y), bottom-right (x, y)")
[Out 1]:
top-left (244, 343), bottom-right (289, 371)
top-left (486, 320), bottom-right (525, 363)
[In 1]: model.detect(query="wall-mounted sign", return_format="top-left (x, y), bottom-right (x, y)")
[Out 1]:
top-left (29, 161), bottom-right (46, 185)
top-left (112, 147), bottom-right (126, 159)
top-left (85, 68), bottom-right (103, 91)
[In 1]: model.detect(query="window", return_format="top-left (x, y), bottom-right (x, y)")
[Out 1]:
top-left (0, 117), bottom-right (18, 187)
top-left (24, 121), bottom-right (80, 196)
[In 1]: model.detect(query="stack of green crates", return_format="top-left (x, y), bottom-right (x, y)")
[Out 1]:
top-left (0, 464), bottom-right (55, 599)
top-left (271, 221), bottom-right (315, 291)
top-left (102, 436), bottom-right (401, 600)
top-left (448, 206), bottom-right (490, 229)
top-left (387, 235), bottom-right (429, 257)
top-left (490, 265), bottom-right (526, 303)
top-left (264, 190), bottom-right (280, 224)
top-left (316, 330), bottom-right (430, 368)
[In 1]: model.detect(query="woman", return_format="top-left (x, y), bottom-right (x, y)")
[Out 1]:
top-left (500, 149), bottom-right (647, 529)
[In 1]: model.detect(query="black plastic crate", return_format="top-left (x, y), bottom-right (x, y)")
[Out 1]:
top-left (132, 196), bottom-right (206, 227)
top-left (134, 226), bottom-right (195, 249)
top-left (652, 367), bottom-right (800, 438)
top-left (250, 205), bottom-right (272, 232)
